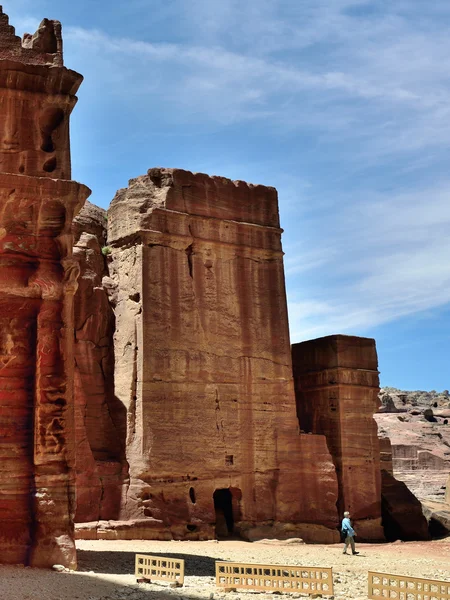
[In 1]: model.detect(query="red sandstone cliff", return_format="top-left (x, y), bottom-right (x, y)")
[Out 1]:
top-left (292, 335), bottom-right (384, 541)
top-left (376, 389), bottom-right (450, 538)
top-left (376, 389), bottom-right (450, 504)
top-left (291, 337), bottom-right (431, 542)
top-left (71, 174), bottom-right (439, 545)
top-left (73, 201), bottom-right (128, 523)
top-left (74, 168), bottom-right (340, 542)
top-left (0, 9), bottom-right (89, 567)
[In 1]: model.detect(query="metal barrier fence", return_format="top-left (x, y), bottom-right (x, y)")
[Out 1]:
top-left (368, 571), bottom-right (450, 600)
top-left (216, 561), bottom-right (334, 595)
top-left (135, 554), bottom-right (184, 586)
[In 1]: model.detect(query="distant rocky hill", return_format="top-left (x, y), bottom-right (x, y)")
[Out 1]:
top-left (379, 388), bottom-right (450, 414)
top-left (375, 387), bottom-right (450, 531)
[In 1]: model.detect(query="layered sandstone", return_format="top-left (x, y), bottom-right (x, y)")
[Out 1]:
top-left (375, 392), bottom-right (450, 538)
top-left (73, 202), bottom-right (127, 522)
top-left (0, 9), bottom-right (89, 567)
top-left (86, 167), bottom-right (340, 542)
top-left (375, 391), bottom-right (450, 504)
top-left (292, 335), bottom-right (384, 540)
top-left (378, 436), bottom-right (430, 540)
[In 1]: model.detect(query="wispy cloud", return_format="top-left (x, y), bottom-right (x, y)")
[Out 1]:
top-left (8, 0), bottom-right (450, 341)
top-left (55, 1), bottom-right (450, 165)
top-left (11, 1), bottom-right (450, 148)
top-left (286, 180), bottom-right (450, 340)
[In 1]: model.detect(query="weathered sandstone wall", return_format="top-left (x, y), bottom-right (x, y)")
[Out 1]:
top-left (381, 469), bottom-right (431, 541)
top-left (73, 201), bottom-right (127, 522)
top-left (378, 435), bottom-right (430, 540)
top-left (84, 167), bottom-right (340, 542)
top-left (292, 335), bottom-right (384, 540)
top-left (0, 9), bottom-right (89, 567)
top-left (375, 391), bottom-right (450, 504)
top-left (72, 181), bottom-right (435, 544)
top-left (376, 390), bottom-right (450, 539)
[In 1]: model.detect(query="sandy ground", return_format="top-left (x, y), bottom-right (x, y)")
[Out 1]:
top-left (0, 538), bottom-right (449, 600)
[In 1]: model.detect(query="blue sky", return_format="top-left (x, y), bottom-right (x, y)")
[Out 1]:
top-left (9, 1), bottom-right (450, 391)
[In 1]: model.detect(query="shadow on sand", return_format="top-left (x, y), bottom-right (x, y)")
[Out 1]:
top-left (77, 549), bottom-right (220, 577)
top-left (0, 568), bottom-right (215, 600)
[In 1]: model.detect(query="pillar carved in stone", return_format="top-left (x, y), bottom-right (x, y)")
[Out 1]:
top-left (0, 8), bottom-right (89, 567)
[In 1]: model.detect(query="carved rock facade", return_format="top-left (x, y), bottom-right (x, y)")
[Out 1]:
top-left (375, 401), bottom-right (450, 504)
top-left (76, 168), bottom-right (340, 542)
top-left (292, 335), bottom-right (384, 540)
top-left (0, 7), bottom-right (430, 560)
top-left (0, 9), bottom-right (89, 566)
top-left (73, 171), bottom-right (433, 544)
top-left (378, 436), bottom-right (430, 540)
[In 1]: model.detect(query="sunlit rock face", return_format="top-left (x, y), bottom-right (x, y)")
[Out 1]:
top-left (377, 437), bottom-right (430, 541)
top-left (375, 389), bottom-right (450, 504)
top-left (0, 8), bottom-right (89, 567)
top-left (76, 167), bottom-right (339, 542)
top-left (292, 335), bottom-right (385, 541)
top-left (375, 389), bottom-right (450, 539)
top-left (73, 171), bottom-right (431, 544)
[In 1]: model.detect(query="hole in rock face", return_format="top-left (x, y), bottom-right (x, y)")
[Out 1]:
top-left (189, 487), bottom-right (196, 504)
top-left (19, 164), bottom-right (25, 174)
top-left (148, 168), bottom-right (163, 187)
top-left (213, 489), bottom-right (234, 537)
top-left (186, 524), bottom-right (197, 532)
top-left (52, 397), bottom-right (66, 408)
top-left (43, 157), bottom-right (57, 172)
top-left (225, 455), bottom-right (234, 465)
top-left (41, 138), bottom-right (55, 153)
top-left (40, 107), bottom-right (64, 153)
top-left (424, 408), bottom-right (436, 423)
top-left (40, 107), bottom-right (64, 134)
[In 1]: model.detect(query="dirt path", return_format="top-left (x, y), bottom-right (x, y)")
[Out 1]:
top-left (0, 538), bottom-right (449, 599)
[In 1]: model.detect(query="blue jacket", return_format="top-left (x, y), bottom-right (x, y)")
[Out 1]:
top-left (341, 517), bottom-right (355, 537)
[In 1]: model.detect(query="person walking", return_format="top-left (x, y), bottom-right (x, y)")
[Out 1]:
top-left (341, 511), bottom-right (359, 555)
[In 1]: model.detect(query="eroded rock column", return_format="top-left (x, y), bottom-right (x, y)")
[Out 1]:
top-left (0, 10), bottom-right (89, 566)
top-left (292, 335), bottom-right (385, 540)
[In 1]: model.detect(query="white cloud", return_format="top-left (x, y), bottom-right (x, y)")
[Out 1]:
top-left (8, 0), bottom-right (450, 340)
top-left (11, 1), bottom-right (450, 149)
top-left (286, 180), bottom-right (450, 341)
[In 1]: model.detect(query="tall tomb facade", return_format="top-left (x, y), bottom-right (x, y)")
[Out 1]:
top-left (103, 168), bottom-right (339, 542)
top-left (292, 335), bottom-right (384, 539)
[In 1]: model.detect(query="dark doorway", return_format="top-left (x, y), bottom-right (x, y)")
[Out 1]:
top-left (213, 488), bottom-right (234, 537)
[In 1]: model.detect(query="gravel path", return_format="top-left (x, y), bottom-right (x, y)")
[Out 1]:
top-left (0, 538), bottom-right (449, 599)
